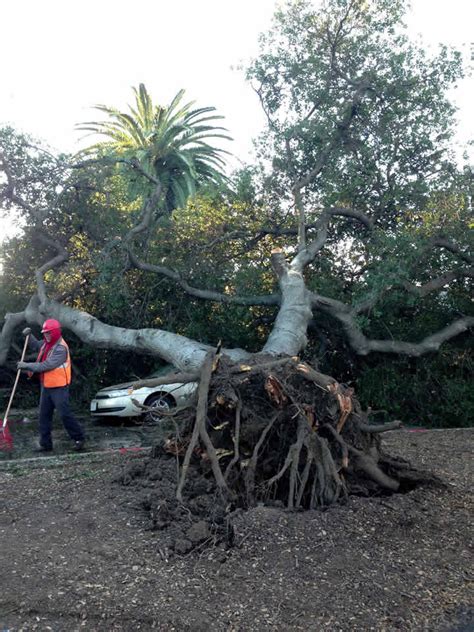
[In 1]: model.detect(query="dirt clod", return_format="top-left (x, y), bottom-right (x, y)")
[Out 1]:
top-left (187, 520), bottom-right (211, 543)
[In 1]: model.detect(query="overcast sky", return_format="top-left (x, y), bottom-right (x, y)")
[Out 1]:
top-left (0, 0), bottom-right (473, 240)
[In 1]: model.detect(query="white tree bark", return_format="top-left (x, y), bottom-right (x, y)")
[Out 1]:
top-left (2, 295), bottom-right (249, 372)
top-left (262, 251), bottom-right (313, 356)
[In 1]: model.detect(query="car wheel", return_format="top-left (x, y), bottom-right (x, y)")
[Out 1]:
top-left (144, 392), bottom-right (176, 424)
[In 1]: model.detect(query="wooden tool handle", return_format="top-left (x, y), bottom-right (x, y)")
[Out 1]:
top-left (2, 334), bottom-right (30, 429)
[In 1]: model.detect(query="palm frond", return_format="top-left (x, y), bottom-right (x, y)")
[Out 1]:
top-left (78, 83), bottom-right (232, 211)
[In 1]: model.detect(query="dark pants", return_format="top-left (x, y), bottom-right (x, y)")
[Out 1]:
top-left (39, 386), bottom-right (85, 449)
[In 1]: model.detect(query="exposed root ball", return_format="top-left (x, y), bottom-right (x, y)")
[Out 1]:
top-left (168, 352), bottom-right (429, 511)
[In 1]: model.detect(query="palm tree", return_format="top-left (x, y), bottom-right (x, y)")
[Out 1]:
top-left (77, 84), bottom-right (231, 211)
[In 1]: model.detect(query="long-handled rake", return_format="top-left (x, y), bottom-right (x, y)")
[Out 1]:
top-left (0, 334), bottom-right (30, 452)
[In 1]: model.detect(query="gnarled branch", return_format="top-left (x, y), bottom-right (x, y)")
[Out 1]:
top-left (34, 231), bottom-right (70, 302)
top-left (0, 312), bottom-right (26, 366)
top-left (312, 290), bottom-right (474, 356)
top-left (128, 250), bottom-right (279, 306)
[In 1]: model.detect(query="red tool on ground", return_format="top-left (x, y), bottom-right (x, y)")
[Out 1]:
top-left (0, 334), bottom-right (30, 452)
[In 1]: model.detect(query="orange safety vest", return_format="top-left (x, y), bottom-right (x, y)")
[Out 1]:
top-left (37, 338), bottom-right (72, 388)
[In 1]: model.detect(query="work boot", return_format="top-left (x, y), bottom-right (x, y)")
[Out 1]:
top-left (73, 440), bottom-right (85, 452)
top-left (33, 444), bottom-right (53, 454)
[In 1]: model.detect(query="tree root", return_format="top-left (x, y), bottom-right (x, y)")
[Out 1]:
top-left (176, 349), bottom-right (231, 502)
top-left (357, 420), bottom-right (403, 433)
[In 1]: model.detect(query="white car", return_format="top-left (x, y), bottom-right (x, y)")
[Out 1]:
top-left (90, 365), bottom-right (197, 423)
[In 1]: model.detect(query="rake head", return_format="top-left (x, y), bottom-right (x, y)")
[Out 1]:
top-left (0, 423), bottom-right (14, 451)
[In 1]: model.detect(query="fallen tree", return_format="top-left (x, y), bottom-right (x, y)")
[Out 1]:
top-left (1, 0), bottom-right (472, 510)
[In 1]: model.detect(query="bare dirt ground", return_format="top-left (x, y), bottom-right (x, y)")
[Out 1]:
top-left (0, 427), bottom-right (472, 632)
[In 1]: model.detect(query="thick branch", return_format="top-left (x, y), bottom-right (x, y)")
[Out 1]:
top-left (125, 182), bottom-right (163, 245)
top-left (130, 204), bottom-right (371, 304)
top-left (354, 237), bottom-right (473, 314)
top-left (431, 237), bottom-right (473, 266)
top-left (195, 209), bottom-right (372, 254)
top-left (292, 80), bottom-right (371, 195)
top-left (292, 207), bottom-right (373, 272)
top-left (326, 207), bottom-right (374, 230)
top-left (293, 216), bottom-right (330, 270)
top-left (128, 250), bottom-right (279, 306)
top-left (403, 268), bottom-right (474, 297)
top-left (34, 232), bottom-right (70, 302)
top-left (0, 312), bottom-right (26, 366)
top-left (312, 291), bottom-right (474, 356)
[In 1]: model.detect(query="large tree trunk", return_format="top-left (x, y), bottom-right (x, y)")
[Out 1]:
top-left (1, 295), bottom-right (249, 371)
top-left (262, 251), bottom-right (313, 355)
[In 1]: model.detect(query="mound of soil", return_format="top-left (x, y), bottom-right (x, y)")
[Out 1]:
top-left (115, 454), bottom-right (234, 556)
top-left (0, 428), bottom-right (472, 631)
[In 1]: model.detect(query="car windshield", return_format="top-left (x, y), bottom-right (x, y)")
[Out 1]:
top-left (146, 364), bottom-right (177, 379)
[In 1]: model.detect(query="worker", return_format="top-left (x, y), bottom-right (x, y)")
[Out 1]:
top-left (17, 319), bottom-right (85, 453)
